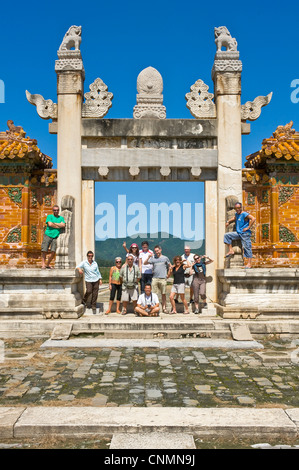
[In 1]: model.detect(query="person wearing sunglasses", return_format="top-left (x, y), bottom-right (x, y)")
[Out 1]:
top-left (123, 241), bottom-right (140, 267)
top-left (105, 257), bottom-right (122, 314)
top-left (191, 254), bottom-right (213, 314)
top-left (76, 251), bottom-right (102, 314)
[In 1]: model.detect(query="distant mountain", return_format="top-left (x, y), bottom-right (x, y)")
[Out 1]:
top-left (95, 234), bottom-right (205, 266)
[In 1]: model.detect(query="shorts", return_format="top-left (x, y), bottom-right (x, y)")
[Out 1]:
top-left (184, 275), bottom-right (193, 287)
top-left (121, 286), bottom-right (138, 302)
top-left (152, 278), bottom-right (167, 295)
top-left (41, 234), bottom-right (57, 253)
top-left (171, 283), bottom-right (185, 294)
top-left (110, 283), bottom-right (122, 301)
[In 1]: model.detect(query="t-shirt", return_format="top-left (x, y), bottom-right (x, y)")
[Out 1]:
top-left (235, 211), bottom-right (250, 234)
top-left (181, 253), bottom-right (195, 275)
top-left (120, 265), bottom-right (141, 288)
top-left (139, 250), bottom-right (153, 274)
top-left (77, 260), bottom-right (102, 283)
top-left (137, 292), bottom-right (159, 308)
top-left (148, 255), bottom-right (171, 279)
top-left (173, 265), bottom-right (185, 284)
top-left (45, 214), bottom-right (65, 239)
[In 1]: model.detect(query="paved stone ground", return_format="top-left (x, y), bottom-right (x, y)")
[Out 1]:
top-left (1, 336), bottom-right (299, 408)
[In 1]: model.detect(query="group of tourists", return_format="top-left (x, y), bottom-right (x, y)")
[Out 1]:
top-left (41, 202), bottom-right (255, 315)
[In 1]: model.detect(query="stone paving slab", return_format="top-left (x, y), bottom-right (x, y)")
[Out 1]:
top-left (40, 338), bottom-right (264, 349)
top-left (0, 407), bottom-right (25, 438)
top-left (109, 432), bottom-right (196, 449)
top-left (12, 407), bottom-right (298, 438)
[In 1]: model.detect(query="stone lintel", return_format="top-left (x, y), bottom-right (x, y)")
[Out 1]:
top-left (82, 148), bottom-right (218, 169)
top-left (80, 119), bottom-right (217, 138)
top-left (49, 119), bottom-right (250, 136)
top-left (82, 167), bottom-right (217, 182)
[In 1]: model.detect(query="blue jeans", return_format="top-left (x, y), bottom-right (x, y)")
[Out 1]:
top-left (224, 230), bottom-right (253, 259)
top-left (140, 273), bottom-right (153, 293)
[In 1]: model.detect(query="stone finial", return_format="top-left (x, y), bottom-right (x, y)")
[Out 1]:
top-left (55, 25), bottom-right (84, 76)
top-left (82, 78), bottom-right (113, 118)
top-left (241, 92), bottom-right (273, 121)
top-left (212, 26), bottom-right (242, 80)
top-left (185, 79), bottom-right (216, 118)
top-left (58, 25), bottom-right (82, 53)
top-left (214, 26), bottom-right (238, 52)
top-left (26, 91), bottom-right (57, 120)
top-left (133, 67), bottom-right (166, 119)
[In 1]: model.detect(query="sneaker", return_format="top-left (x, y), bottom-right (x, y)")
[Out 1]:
top-left (202, 303), bottom-right (207, 309)
top-left (194, 309), bottom-right (199, 314)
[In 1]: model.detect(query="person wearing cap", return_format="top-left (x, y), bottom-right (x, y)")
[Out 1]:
top-left (123, 241), bottom-right (140, 267)
top-left (105, 257), bottom-right (122, 314)
top-left (139, 241), bottom-right (154, 293)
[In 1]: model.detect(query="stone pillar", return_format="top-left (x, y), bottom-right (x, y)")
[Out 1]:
top-left (55, 26), bottom-right (84, 265)
top-left (82, 180), bottom-right (95, 257)
top-left (212, 27), bottom-right (243, 269)
top-left (205, 180), bottom-right (218, 302)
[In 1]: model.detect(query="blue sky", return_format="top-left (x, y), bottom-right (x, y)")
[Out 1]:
top-left (0, 0), bottom-right (298, 240)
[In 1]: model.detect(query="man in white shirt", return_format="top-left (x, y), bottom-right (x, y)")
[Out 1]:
top-left (139, 241), bottom-right (153, 293)
top-left (135, 283), bottom-right (160, 317)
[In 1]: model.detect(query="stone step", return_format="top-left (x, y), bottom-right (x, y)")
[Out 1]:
top-left (71, 329), bottom-right (231, 339)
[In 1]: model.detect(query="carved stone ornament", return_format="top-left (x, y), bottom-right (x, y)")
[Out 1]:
top-left (133, 67), bottom-right (166, 119)
top-left (55, 25), bottom-right (84, 75)
top-left (26, 91), bottom-right (57, 120)
top-left (241, 92), bottom-right (273, 121)
top-left (58, 25), bottom-right (82, 52)
top-left (160, 167), bottom-right (171, 177)
top-left (129, 166), bottom-right (140, 176)
top-left (212, 26), bottom-right (242, 77)
top-left (191, 167), bottom-right (202, 178)
top-left (82, 78), bottom-right (113, 118)
top-left (98, 166), bottom-right (109, 177)
top-left (185, 79), bottom-right (216, 118)
top-left (214, 26), bottom-right (238, 52)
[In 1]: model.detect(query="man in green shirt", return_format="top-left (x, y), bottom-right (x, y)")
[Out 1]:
top-left (41, 205), bottom-right (66, 269)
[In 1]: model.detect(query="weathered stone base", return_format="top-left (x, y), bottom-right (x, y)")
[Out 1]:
top-left (217, 268), bottom-right (299, 318)
top-left (0, 269), bottom-right (84, 319)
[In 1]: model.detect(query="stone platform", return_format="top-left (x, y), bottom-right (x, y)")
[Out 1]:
top-left (217, 268), bottom-right (299, 318)
top-left (0, 269), bottom-right (84, 319)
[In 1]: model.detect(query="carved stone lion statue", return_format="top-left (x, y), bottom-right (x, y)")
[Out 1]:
top-left (214, 26), bottom-right (238, 52)
top-left (59, 25), bottom-right (82, 52)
